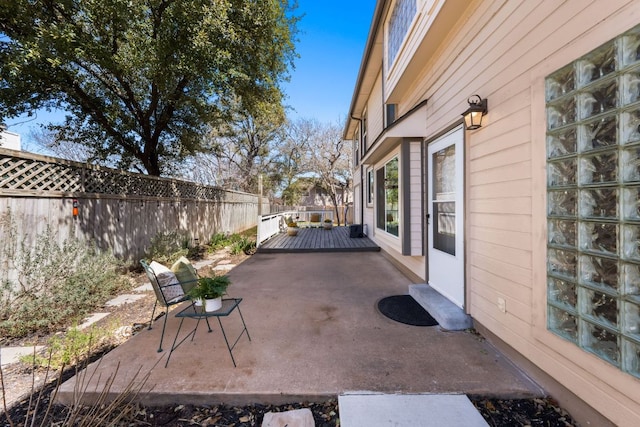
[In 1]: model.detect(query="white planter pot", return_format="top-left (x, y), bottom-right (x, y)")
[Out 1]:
top-left (205, 297), bottom-right (222, 312)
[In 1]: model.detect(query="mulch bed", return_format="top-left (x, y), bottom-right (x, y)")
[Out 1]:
top-left (3, 387), bottom-right (579, 427)
top-left (471, 397), bottom-right (577, 426)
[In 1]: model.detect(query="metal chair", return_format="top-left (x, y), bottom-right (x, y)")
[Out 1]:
top-left (140, 260), bottom-right (194, 352)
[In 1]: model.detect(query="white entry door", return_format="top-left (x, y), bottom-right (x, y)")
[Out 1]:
top-left (427, 126), bottom-right (465, 308)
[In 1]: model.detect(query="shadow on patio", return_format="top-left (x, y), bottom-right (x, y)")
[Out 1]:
top-left (57, 251), bottom-right (542, 407)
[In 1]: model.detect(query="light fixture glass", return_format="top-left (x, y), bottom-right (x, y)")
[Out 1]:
top-left (462, 95), bottom-right (488, 130)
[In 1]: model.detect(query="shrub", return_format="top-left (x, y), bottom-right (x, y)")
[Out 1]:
top-left (0, 225), bottom-right (129, 339)
top-left (145, 230), bottom-right (191, 265)
top-left (230, 236), bottom-right (256, 255)
top-left (20, 325), bottom-right (110, 370)
top-left (209, 232), bottom-right (231, 251)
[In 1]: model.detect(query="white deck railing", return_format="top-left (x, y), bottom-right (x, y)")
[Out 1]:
top-left (256, 210), bottom-right (336, 247)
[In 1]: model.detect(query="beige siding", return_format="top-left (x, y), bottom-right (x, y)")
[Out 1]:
top-left (408, 141), bottom-right (422, 255)
top-left (367, 71), bottom-right (385, 145)
top-left (351, 0), bottom-right (640, 419)
top-left (396, 0), bottom-right (640, 424)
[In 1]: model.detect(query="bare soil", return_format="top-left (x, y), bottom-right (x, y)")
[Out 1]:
top-left (1, 248), bottom-right (578, 426)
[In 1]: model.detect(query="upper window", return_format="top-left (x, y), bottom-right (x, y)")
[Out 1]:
top-left (353, 128), bottom-right (360, 166)
top-left (367, 169), bottom-right (374, 206)
top-left (362, 111), bottom-right (368, 150)
top-left (386, 103), bottom-right (397, 127)
top-left (387, 0), bottom-right (417, 67)
top-left (545, 24), bottom-right (640, 378)
top-left (376, 157), bottom-right (399, 236)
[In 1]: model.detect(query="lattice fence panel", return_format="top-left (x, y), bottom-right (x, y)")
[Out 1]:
top-left (0, 150), bottom-right (234, 201)
top-left (0, 156), bottom-right (83, 192)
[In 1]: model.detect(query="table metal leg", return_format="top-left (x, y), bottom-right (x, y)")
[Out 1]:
top-left (236, 305), bottom-right (251, 341)
top-left (167, 300), bottom-right (249, 368)
top-left (165, 316), bottom-right (207, 368)
top-left (216, 317), bottom-right (236, 367)
top-left (165, 318), bottom-right (185, 368)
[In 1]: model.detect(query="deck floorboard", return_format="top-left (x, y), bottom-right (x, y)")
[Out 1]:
top-left (257, 226), bottom-right (379, 253)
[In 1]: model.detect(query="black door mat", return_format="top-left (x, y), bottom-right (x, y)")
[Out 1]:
top-left (377, 295), bottom-right (438, 326)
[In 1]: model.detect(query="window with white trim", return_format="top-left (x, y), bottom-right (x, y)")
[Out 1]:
top-left (367, 168), bottom-right (374, 206)
top-left (362, 111), bottom-right (368, 151)
top-left (545, 24), bottom-right (640, 378)
top-left (376, 157), bottom-right (399, 236)
top-left (353, 128), bottom-right (360, 166)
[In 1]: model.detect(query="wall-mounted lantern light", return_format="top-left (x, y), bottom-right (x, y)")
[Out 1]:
top-left (461, 95), bottom-right (488, 130)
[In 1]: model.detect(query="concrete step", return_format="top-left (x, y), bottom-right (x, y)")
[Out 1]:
top-left (338, 393), bottom-right (488, 427)
top-left (409, 284), bottom-right (473, 331)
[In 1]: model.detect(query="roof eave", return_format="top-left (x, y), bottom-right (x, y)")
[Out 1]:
top-left (342, 0), bottom-right (388, 139)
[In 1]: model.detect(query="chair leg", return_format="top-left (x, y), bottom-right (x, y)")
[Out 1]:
top-left (157, 309), bottom-right (168, 353)
top-left (148, 301), bottom-right (158, 330)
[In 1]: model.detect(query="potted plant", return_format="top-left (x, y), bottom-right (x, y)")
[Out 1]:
top-left (323, 218), bottom-right (333, 230)
top-left (287, 220), bottom-right (299, 236)
top-left (188, 275), bottom-right (230, 312)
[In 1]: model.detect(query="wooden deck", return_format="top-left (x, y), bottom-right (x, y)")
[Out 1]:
top-left (257, 226), bottom-right (380, 253)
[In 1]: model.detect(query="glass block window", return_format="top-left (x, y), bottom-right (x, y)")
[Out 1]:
top-left (546, 24), bottom-right (640, 378)
top-left (387, 0), bottom-right (416, 67)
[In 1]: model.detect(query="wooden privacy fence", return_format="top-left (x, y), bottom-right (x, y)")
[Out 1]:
top-left (0, 148), bottom-right (268, 265)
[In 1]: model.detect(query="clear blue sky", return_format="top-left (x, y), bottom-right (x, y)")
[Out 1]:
top-left (282, 1), bottom-right (375, 124)
top-left (6, 1), bottom-right (375, 143)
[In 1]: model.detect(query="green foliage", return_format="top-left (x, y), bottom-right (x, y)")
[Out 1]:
top-left (209, 232), bottom-right (231, 251)
top-left (230, 236), bottom-right (256, 255)
top-left (188, 275), bottom-right (231, 300)
top-left (20, 326), bottom-right (109, 370)
top-left (145, 231), bottom-right (191, 265)
top-left (0, 0), bottom-right (299, 175)
top-left (209, 230), bottom-right (256, 255)
top-left (0, 224), bottom-right (128, 339)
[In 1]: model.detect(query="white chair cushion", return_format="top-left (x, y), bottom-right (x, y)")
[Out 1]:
top-left (149, 261), bottom-right (184, 302)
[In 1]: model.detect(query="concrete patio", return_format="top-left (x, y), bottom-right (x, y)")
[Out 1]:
top-left (57, 251), bottom-right (543, 407)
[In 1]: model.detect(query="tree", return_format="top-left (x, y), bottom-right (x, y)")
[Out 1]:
top-left (28, 126), bottom-right (95, 163)
top-left (0, 0), bottom-right (298, 175)
top-left (273, 117), bottom-right (319, 204)
top-left (307, 121), bottom-right (352, 225)
top-left (207, 99), bottom-right (286, 194)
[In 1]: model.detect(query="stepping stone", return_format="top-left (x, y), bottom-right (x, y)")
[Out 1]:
top-left (134, 283), bottom-right (153, 292)
top-left (77, 313), bottom-right (110, 330)
top-left (217, 259), bottom-right (232, 265)
top-left (105, 294), bottom-right (146, 307)
top-left (1, 346), bottom-right (45, 366)
top-left (193, 259), bottom-right (215, 269)
top-left (262, 408), bottom-right (314, 427)
top-left (213, 264), bottom-right (235, 271)
top-left (338, 393), bottom-right (488, 427)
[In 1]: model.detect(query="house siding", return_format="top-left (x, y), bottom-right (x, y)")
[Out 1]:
top-left (413, 1), bottom-right (640, 425)
top-left (408, 140), bottom-right (422, 255)
top-left (366, 71), bottom-right (384, 152)
top-left (348, 0), bottom-right (640, 425)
